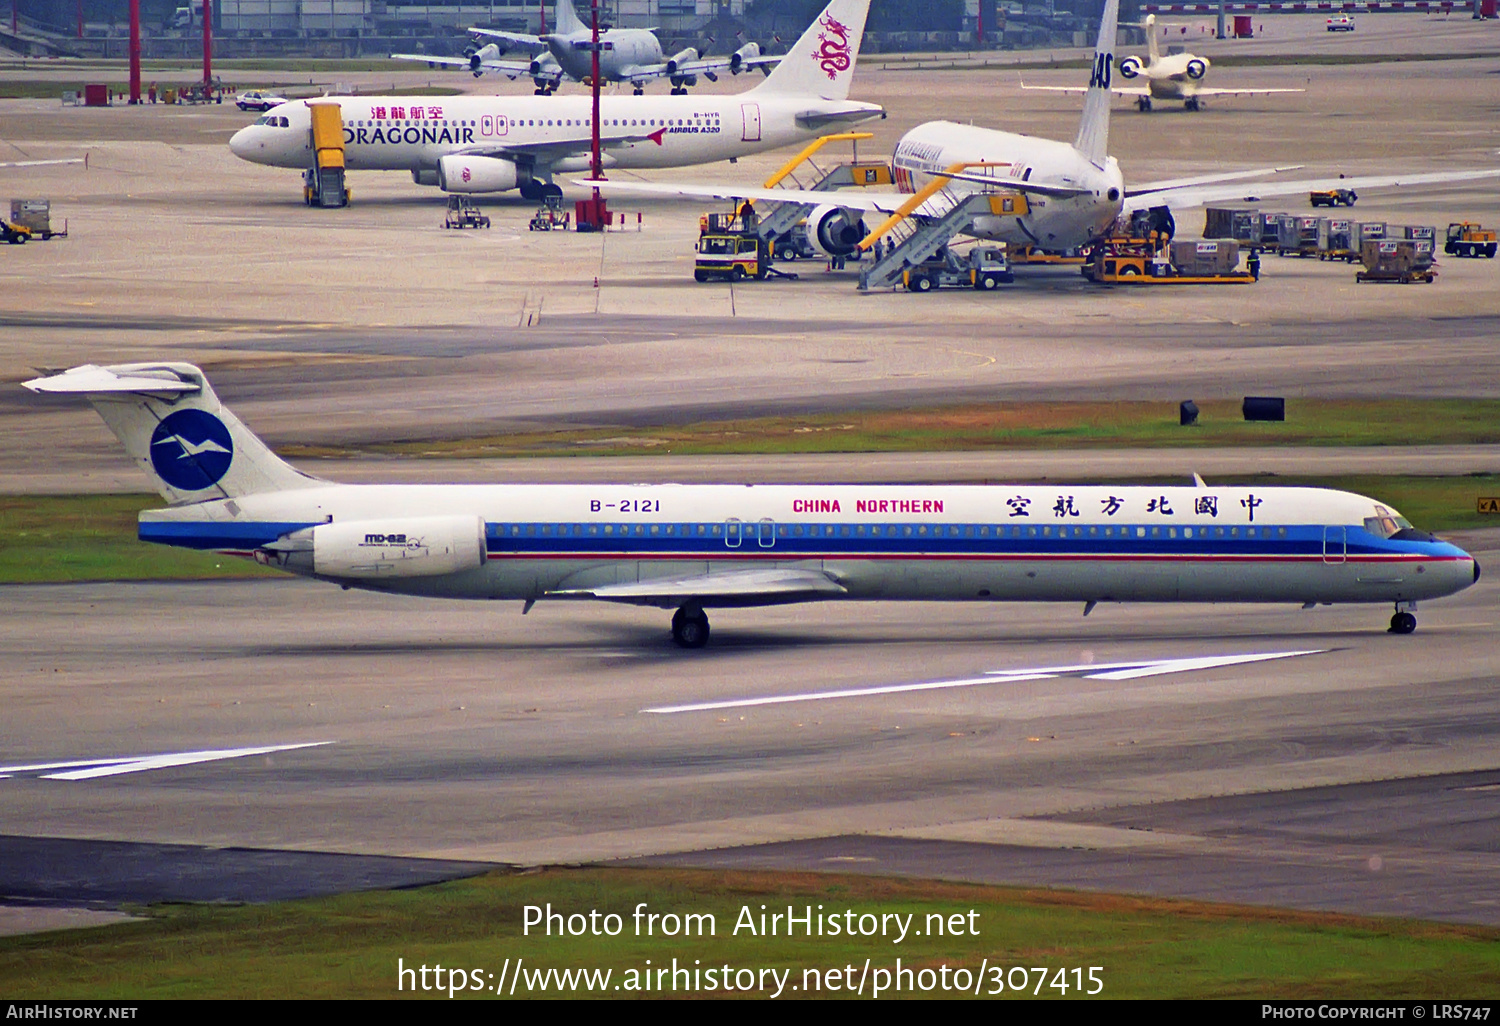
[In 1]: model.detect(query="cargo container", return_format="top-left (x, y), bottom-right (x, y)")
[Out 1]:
top-left (7, 199), bottom-right (65, 240)
top-left (1203, 207), bottom-right (1259, 243)
top-left (1276, 215), bottom-right (1320, 257)
top-left (1356, 239), bottom-right (1434, 283)
top-left (1170, 239), bottom-right (1242, 276)
top-left (1350, 221), bottom-right (1386, 250)
top-left (1258, 212), bottom-right (1283, 247)
top-left (1317, 217), bottom-right (1355, 261)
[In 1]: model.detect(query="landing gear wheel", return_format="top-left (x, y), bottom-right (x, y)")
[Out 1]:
top-left (1185, 98), bottom-right (1200, 111)
top-left (1137, 96), bottom-right (1152, 112)
top-left (672, 606), bottom-right (710, 648)
top-left (1389, 611), bottom-right (1417, 635)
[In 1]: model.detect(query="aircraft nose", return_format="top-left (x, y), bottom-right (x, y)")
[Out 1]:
top-left (228, 126), bottom-right (254, 159)
top-left (1476, 558), bottom-right (1483, 584)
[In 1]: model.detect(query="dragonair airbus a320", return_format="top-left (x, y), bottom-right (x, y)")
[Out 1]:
top-left (228, 0), bottom-right (881, 201)
top-left (25, 363), bottom-right (1479, 648)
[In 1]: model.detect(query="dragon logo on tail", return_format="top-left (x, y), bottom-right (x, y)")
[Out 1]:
top-left (812, 14), bottom-right (852, 81)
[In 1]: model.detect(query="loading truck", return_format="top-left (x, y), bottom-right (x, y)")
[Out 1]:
top-left (902, 246), bottom-right (1013, 292)
top-left (1445, 222), bottom-right (1497, 258)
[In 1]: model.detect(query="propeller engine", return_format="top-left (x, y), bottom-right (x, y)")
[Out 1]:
top-left (730, 40), bottom-right (761, 73)
top-left (806, 204), bottom-right (868, 258)
top-left (1118, 55), bottom-right (1142, 78)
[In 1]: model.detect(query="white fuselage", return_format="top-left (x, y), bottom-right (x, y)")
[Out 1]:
top-left (1137, 53), bottom-right (1211, 101)
top-left (228, 92), bottom-right (882, 181)
top-left (891, 121), bottom-right (1125, 248)
top-left (141, 481), bottom-right (1477, 610)
top-left (542, 28), bottom-right (662, 82)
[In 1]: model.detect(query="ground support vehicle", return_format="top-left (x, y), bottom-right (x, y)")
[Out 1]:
top-left (1084, 236), bottom-right (1253, 284)
top-left (301, 103), bottom-right (348, 208)
top-left (772, 226), bottom-right (819, 261)
top-left (1310, 189), bottom-right (1357, 208)
top-left (1327, 14), bottom-right (1356, 30)
top-left (528, 196), bottom-right (570, 231)
top-left (1445, 222), bottom-right (1497, 258)
top-left (1, 220), bottom-right (31, 244)
top-left (444, 195), bottom-right (491, 229)
top-left (1356, 240), bottom-right (1435, 283)
top-left (7, 200), bottom-right (66, 240)
top-left (1006, 243), bottom-right (1086, 265)
top-left (902, 246), bottom-right (1014, 292)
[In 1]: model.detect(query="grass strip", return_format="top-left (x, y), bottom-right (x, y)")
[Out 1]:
top-left (2, 867), bottom-right (1498, 999)
top-left (281, 399), bottom-right (1500, 461)
top-left (2, 473), bottom-right (1493, 585)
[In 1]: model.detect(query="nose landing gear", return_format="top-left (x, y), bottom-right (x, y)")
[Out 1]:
top-left (671, 604), bottom-right (710, 648)
top-left (1389, 602), bottom-right (1417, 634)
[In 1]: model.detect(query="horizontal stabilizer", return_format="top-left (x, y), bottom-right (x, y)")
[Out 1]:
top-left (23, 364), bottom-right (200, 396)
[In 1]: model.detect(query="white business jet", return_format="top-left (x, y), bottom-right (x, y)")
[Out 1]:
top-left (1022, 15), bottom-right (1303, 112)
top-left (229, 0), bottom-right (880, 202)
top-left (588, 0), bottom-right (1499, 251)
top-left (394, 0), bottom-right (778, 96)
top-left (24, 363), bottom-right (1480, 648)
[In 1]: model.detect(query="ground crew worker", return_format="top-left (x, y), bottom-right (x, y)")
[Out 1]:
top-left (1248, 249), bottom-right (1261, 281)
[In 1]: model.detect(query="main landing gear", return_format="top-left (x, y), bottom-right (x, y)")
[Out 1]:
top-left (1389, 602), bottom-right (1417, 635)
top-left (672, 604), bottom-right (710, 649)
top-left (1184, 97), bottom-right (1201, 111)
top-left (1137, 96), bottom-right (1152, 112)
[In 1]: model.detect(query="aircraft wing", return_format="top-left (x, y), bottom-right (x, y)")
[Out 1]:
top-left (1125, 167), bottom-right (1500, 213)
top-left (389, 53), bottom-right (538, 77)
top-left (586, 172), bottom-right (1085, 211)
top-left (1127, 166), bottom-right (1304, 196)
top-left (665, 53), bottom-right (782, 78)
top-left (0, 158), bottom-right (84, 168)
top-left (461, 128), bottom-right (667, 164)
top-left (467, 26), bottom-right (543, 47)
top-left (1188, 87), bottom-right (1305, 97)
top-left (550, 566), bottom-right (847, 607)
top-left (1020, 82), bottom-right (1150, 98)
top-left (583, 178), bottom-right (915, 215)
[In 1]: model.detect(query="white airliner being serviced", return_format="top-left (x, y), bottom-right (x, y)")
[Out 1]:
top-left (25, 363), bottom-right (1480, 648)
top-left (594, 0), bottom-right (1500, 250)
top-left (228, 0), bottom-right (880, 201)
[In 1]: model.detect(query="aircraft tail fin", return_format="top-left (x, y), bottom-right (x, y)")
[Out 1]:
top-left (552, 0), bottom-right (584, 36)
top-left (1146, 13), bottom-right (1159, 64)
top-left (1074, 0), bottom-right (1120, 167)
top-left (752, 0), bottom-right (870, 100)
top-left (23, 363), bottom-right (320, 505)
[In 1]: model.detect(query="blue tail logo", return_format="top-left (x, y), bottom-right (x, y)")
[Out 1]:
top-left (1090, 52), bottom-right (1113, 89)
top-left (149, 409), bottom-right (234, 491)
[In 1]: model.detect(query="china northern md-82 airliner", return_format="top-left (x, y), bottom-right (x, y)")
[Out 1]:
top-left (25, 363), bottom-right (1479, 648)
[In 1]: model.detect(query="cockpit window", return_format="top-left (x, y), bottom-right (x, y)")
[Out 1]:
top-left (1363, 515), bottom-right (1412, 539)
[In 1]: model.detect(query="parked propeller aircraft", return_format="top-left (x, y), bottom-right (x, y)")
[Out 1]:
top-left (1021, 15), bottom-right (1303, 111)
top-left (23, 363), bottom-right (1480, 647)
top-left (589, 0), bottom-right (1500, 253)
top-left (393, 0), bottom-right (778, 96)
top-left (231, 0), bottom-right (879, 201)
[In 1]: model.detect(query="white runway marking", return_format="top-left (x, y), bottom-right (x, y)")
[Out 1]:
top-left (0, 742), bottom-right (332, 781)
top-left (641, 650), bottom-right (1326, 714)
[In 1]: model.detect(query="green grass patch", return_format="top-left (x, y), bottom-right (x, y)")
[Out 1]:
top-left (2, 471), bottom-right (1493, 586)
top-left (0, 494), bottom-right (275, 584)
top-left (3, 867), bottom-right (1498, 998)
top-left (283, 399), bottom-right (1500, 461)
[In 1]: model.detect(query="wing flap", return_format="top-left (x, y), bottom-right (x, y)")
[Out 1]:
top-left (550, 566), bottom-right (847, 607)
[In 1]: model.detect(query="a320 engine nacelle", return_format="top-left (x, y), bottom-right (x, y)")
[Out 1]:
top-left (437, 154), bottom-right (519, 194)
top-left (806, 204), bottom-right (868, 258)
top-left (1185, 58), bottom-right (1208, 79)
top-left (274, 514), bottom-right (487, 580)
top-left (1118, 55), bottom-right (1143, 79)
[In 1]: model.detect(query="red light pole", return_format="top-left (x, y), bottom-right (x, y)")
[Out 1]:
top-left (128, 0), bottom-right (141, 104)
top-left (203, 0), bottom-right (213, 87)
top-left (577, 0), bottom-right (609, 230)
